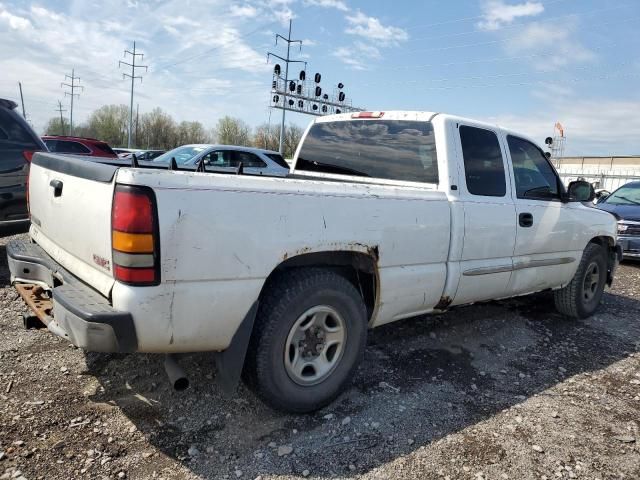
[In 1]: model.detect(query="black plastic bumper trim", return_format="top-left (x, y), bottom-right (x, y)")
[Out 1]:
top-left (7, 239), bottom-right (138, 352)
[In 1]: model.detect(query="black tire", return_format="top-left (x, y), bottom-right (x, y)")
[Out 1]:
top-left (554, 243), bottom-right (607, 318)
top-left (243, 268), bottom-right (367, 413)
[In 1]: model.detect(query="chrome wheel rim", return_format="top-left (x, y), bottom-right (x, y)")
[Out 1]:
top-left (284, 305), bottom-right (346, 386)
top-left (582, 261), bottom-right (600, 303)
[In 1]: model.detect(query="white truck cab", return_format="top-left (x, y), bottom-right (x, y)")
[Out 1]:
top-left (9, 111), bottom-right (620, 412)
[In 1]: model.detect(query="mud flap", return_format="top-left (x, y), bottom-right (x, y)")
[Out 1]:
top-left (213, 301), bottom-right (259, 396)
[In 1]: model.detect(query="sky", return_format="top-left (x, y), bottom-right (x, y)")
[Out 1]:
top-left (0, 0), bottom-right (638, 155)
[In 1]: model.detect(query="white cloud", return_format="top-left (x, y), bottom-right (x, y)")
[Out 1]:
top-left (0, 4), bottom-right (32, 30)
top-left (345, 11), bottom-right (408, 45)
top-left (478, 0), bottom-right (544, 31)
top-left (0, 1), bottom-right (275, 135)
top-left (229, 4), bottom-right (260, 17)
top-left (304, 0), bottom-right (349, 12)
top-left (333, 41), bottom-right (381, 70)
top-left (506, 22), bottom-right (595, 69)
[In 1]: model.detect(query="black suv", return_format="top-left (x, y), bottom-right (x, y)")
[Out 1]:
top-left (0, 98), bottom-right (46, 225)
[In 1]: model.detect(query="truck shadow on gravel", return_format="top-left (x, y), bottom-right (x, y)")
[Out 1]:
top-left (85, 289), bottom-right (640, 479)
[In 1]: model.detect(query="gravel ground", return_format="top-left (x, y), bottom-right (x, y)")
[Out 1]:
top-left (1, 230), bottom-right (639, 480)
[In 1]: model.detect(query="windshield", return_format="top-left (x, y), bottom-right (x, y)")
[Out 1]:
top-left (296, 120), bottom-right (438, 183)
top-left (153, 145), bottom-right (208, 164)
top-left (602, 184), bottom-right (640, 206)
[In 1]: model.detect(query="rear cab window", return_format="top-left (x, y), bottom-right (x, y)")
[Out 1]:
top-left (296, 120), bottom-right (438, 183)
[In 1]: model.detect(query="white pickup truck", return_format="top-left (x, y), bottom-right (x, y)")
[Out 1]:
top-left (9, 111), bottom-right (621, 412)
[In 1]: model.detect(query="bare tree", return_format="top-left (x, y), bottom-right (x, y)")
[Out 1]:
top-left (177, 121), bottom-right (210, 145)
top-left (283, 124), bottom-right (303, 159)
top-left (138, 108), bottom-right (177, 150)
top-left (212, 116), bottom-right (252, 146)
top-left (253, 123), bottom-right (280, 151)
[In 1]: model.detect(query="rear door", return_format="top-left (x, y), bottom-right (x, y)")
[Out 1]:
top-left (452, 123), bottom-right (517, 305)
top-left (28, 153), bottom-right (118, 296)
top-left (0, 107), bottom-right (45, 221)
top-left (504, 134), bottom-right (580, 294)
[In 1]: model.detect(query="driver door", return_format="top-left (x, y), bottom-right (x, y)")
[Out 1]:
top-left (504, 134), bottom-right (582, 295)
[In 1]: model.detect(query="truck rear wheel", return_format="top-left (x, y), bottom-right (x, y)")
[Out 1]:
top-left (554, 243), bottom-right (607, 318)
top-left (244, 268), bottom-right (367, 413)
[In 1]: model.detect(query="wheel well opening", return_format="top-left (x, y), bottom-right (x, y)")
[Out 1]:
top-left (261, 251), bottom-right (378, 322)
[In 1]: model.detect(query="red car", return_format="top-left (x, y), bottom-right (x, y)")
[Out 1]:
top-left (42, 135), bottom-right (118, 158)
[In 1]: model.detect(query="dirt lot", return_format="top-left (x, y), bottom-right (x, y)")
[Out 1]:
top-left (1, 230), bottom-right (639, 480)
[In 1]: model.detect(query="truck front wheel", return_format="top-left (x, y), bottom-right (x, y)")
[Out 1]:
top-left (243, 268), bottom-right (367, 413)
top-left (554, 243), bottom-right (607, 318)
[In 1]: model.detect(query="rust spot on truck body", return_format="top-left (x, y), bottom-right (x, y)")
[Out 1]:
top-left (434, 295), bottom-right (452, 311)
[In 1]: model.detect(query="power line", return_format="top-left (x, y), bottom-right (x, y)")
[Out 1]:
top-left (18, 82), bottom-right (26, 119)
top-left (399, 0), bottom-right (572, 31)
top-left (61, 68), bottom-right (83, 136)
top-left (119, 41), bottom-right (148, 148)
top-left (155, 21), bottom-right (277, 70)
top-left (406, 3), bottom-right (635, 44)
top-left (55, 100), bottom-right (67, 135)
top-left (267, 19), bottom-right (305, 154)
top-left (396, 14), bottom-right (640, 57)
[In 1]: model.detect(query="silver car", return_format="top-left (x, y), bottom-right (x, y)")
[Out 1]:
top-left (152, 144), bottom-right (290, 177)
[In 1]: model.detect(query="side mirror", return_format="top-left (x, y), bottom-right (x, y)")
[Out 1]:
top-left (545, 151), bottom-right (551, 159)
top-left (567, 180), bottom-right (595, 202)
top-left (594, 191), bottom-right (610, 204)
top-left (545, 137), bottom-right (553, 146)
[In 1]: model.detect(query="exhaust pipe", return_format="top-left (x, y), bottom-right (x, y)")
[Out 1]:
top-left (164, 354), bottom-right (189, 391)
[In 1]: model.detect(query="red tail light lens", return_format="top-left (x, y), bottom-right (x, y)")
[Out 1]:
top-left (112, 189), bottom-right (154, 232)
top-left (23, 151), bottom-right (35, 162)
top-left (112, 185), bottom-right (159, 286)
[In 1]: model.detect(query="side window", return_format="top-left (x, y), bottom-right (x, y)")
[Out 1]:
top-left (204, 150), bottom-right (233, 167)
top-left (508, 136), bottom-right (560, 200)
top-left (0, 109), bottom-right (36, 145)
top-left (459, 125), bottom-right (506, 197)
top-left (44, 140), bottom-right (58, 152)
top-left (233, 151), bottom-right (267, 168)
top-left (57, 141), bottom-right (91, 154)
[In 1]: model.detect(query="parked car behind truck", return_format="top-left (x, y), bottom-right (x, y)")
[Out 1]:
top-left (9, 111), bottom-right (620, 412)
top-left (0, 98), bottom-right (47, 226)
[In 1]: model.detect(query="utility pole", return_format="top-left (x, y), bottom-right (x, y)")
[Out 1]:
top-left (267, 20), bottom-right (304, 155)
top-left (119, 41), bottom-right (147, 148)
top-left (135, 103), bottom-right (139, 148)
top-left (61, 69), bottom-right (83, 136)
top-left (55, 100), bottom-right (67, 135)
top-left (18, 82), bottom-right (26, 119)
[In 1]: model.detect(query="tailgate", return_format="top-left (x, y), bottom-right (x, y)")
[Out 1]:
top-left (28, 152), bottom-right (118, 297)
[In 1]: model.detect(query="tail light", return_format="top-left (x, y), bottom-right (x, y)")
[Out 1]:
top-left (111, 184), bottom-right (160, 286)
top-left (23, 151), bottom-right (35, 162)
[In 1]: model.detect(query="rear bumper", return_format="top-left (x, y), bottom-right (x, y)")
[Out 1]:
top-left (7, 239), bottom-right (137, 352)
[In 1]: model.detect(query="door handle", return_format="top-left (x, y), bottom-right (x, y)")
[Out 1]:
top-left (49, 179), bottom-right (63, 197)
top-left (519, 212), bottom-right (533, 227)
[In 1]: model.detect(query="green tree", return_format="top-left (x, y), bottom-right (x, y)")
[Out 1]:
top-left (43, 117), bottom-right (69, 136)
top-left (84, 104), bottom-right (129, 146)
